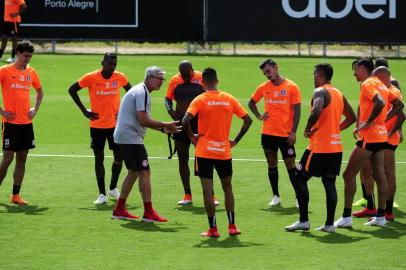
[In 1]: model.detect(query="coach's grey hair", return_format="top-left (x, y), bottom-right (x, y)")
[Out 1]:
top-left (144, 66), bottom-right (166, 80)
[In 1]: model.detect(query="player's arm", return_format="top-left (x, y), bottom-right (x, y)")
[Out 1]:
top-left (123, 83), bottom-right (132, 92)
top-left (287, 103), bottom-right (301, 145)
top-left (357, 94), bottom-right (385, 131)
top-left (182, 112), bottom-right (197, 145)
top-left (339, 96), bottom-right (356, 131)
top-left (164, 97), bottom-right (180, 120)
top-left (386, 98), bottom-right (404, 121)
top-left (136, 111), bottom-right (180, 134)
top-left (388, 110), bottom-right (405, 138)
top-left (304, 90), bottom-right (324, 138)
top-left (28, 87), bottom-right (44, 119)
top-left (391, 79), bottom-right (401, 90)
top-left (248, 98), bottom-right (268, 121)
top-left (230, 114), bottom-right (253, 147)
top-left (68, 82), bottom-right (99, 120)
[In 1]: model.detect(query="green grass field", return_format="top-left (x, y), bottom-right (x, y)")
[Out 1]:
top-left (0, 55), bottom-right (405, 270)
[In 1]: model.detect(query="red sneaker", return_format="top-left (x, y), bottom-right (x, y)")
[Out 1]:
top-left (201, 227), bottom-right (220, 237)
top-left (112, 209), bottom-right (139, 220)
top-left (10, 194), bottom-right (28, 205)
top-left (142, 209), bottom-right (168, 222)
top-left (228, 224), bottom-right (241, 236)
top-left (385, 212), bottom-right (395, 221)
top-left (352, 208), bottom-right (377, 218)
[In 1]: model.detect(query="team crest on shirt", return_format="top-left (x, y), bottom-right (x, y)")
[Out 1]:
top-left (142, 160), bottom-right (149, 167)
top-left (112, 81), bottom-right (118, 87)
top-left (26, 75), bottom-right (31, 81)
top-left (280, 89), bottom-right (287, 96)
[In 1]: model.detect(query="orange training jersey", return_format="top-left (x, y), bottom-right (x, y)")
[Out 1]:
top-left (4, 0), bottom-right (25, 23)
top-left (308, 84), bottom-right (344, 153)
top-left (358, 77), bottom-right (390, 143)
top-left (0, 63), bottom-right (41, 124)
top-left (251, 78), bottom-right (301, 137)
top-left (166, 71), bottom-right (203, 101)
top-left (78, 70), bottom-right (128, 129)
top-left (386, 85), bottom-right (403, 146)
top-left (187, 90), bottom-right (248, 160)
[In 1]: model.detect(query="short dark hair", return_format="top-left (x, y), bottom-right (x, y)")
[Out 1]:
top-left (375, 57), bottom-right (389, 68)
top-left (103, 52), bottom-right (117, 61)
top-left (202, 67), bottom-right (217, 83)
top-left (315, 63), bottom-right (333, 81)
top-left (352, 57), bottom-right (374, 73)
top-left (259, 58), bottom-right (277, 69)
top-left (16, 40), bottom-right (35, 54)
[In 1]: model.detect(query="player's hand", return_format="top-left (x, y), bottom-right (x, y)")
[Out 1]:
top-left (191, 134), bottom-right (199, 145)
top-left (287, 131), bottom-right (296, 146)
top-left (258, 112), bottom-right (269, 121)
top-left (229, 140), bottom-right (237, 148)
top-left (168, 110), bottom-right (181, 121)
top-left (0, 110), bottom-right (16, 121)
top-left (83, 109), bottom-right (99, 121)
top-left (164, 121), bottom-right (182, 134)
top-left (28, 108), bottom-right (37, 119)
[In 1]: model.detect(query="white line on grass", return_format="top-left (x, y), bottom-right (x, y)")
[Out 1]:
top-left (16, 153), bottom-right (406, 164)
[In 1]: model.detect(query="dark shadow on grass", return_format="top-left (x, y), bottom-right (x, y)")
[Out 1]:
top-left (393, 209), bottom-right (406, 219)
top-left (0, 203), bottom-right (49, 215)
top-left (120, 220), bottom-right (187, 233)
top-left (260, 206), bottom-right (311, 216)
top-left (349, 221), bottom-right (406, 239)
top-left (77, 204), bottom-right (138, 212)
top-left (193, 236), bottom-right (264, 249)
top-left (300, 230), bottom-right (368, 243)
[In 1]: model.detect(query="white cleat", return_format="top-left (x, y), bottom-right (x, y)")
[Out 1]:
top-left (269, 195), bottom-right (281, 206)
top-left (284, 221), bottom-right (310, 232)
top-left (365, 216), bottom-right (387, 227)
top-left (334, 216), bottom-right (353, 228)
top-left (93, 194), bottom-right (108, 205)
top-left (315, 225), bottom-right (336, 233)
top-left (108, 188), bottom-right (120, 200)
top-left (213, 199), bottom-right (220, 206)
top-left (6, 57), bottom-right (15, 63)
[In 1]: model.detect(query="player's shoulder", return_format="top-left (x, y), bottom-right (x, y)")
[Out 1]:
top-left (113, 70), bottom-right (127, 78)
top-left (284, 78), bottom-right (300, 89)
top-left (169, 73), bottom-right (182, 83)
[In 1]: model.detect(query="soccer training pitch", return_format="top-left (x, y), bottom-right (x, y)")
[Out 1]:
top-left (0, 54), bottom-right (405, 270)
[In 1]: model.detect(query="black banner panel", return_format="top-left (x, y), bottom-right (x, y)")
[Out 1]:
top-left (20, 0), bottom-right (203, 41)
top-left (206, 0), bottom-right (406, 43)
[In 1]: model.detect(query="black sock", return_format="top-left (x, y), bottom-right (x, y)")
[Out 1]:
top-left (287, 168), bottom-right (299, 197)
top-left (343, 208), bottom-right (352, 218)
top-left (361, 183), bottom-right (367, 199)
top-left (366, 194), bottom-right (375, 210)
top-left (0, 49), bottom-right (4, 58)
top-left (376, 208), bottom-right (385, 217)
top-left (296, 173), bottom-right (310, 222)
top-left (208, 216), bottom-right (216, 228)
top-left (97, 177), bottom-right (106, 195)
top-left (184, 188), bottom-right (192, 195)
top-left (268, 167), bottom-right (279, 197)
top-left (227, 211), bottom-right (235, 225)
top-left (322, 176), bottom-right (337, 226)
top-left (12, 185), bottom-right (21, 195)
top-left (109, 162), bottom-right (122, 190)
top-left (385, 200), bottom-right (393, 214)
top-left (11, 50), bottom-right (16, 58)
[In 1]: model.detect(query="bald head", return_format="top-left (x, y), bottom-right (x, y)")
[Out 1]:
top-left (179, 60), bottom-right (193, 82)
top-left (372, 66), bottom-right (391, 87)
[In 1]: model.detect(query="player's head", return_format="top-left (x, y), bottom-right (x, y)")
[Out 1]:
top-left (144, 66), bottom-right (166, 91)
top-left (179, 60), bottom-right (193, 83)
top-left (202, 67), bottom-right (218, 89)
top-left (375, 58), bottom-right (389, 68)
top-left (15, 40), bottom-right (35, 67)
top-left (352, 57), bottom-right (374, 82)
top-left (259, 59), bottom-right (279, 82)
top-left (101, 53), bottom-right (117, 75)
top-left (314, 63), bottom-right (333, 88)
top-left (372, 66), bottom-right (391, 87)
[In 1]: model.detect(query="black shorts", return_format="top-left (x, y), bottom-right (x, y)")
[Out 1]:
top-left (2, 22), bottom-right (19, 36)
top-left (194, 157), bottom-right (232, 179)
top-left (261, 134), bottom-right (296, 159)
top-left (298, 149), bottom-right (342, 177)
top-left (2, 122), bottom-right (35, 151)
top-left (173, 117), bottom-right (198, 144)
top-left (90, 127), bottom-right (118, 151)
top-left (119, 144), bottom-right (150, 171)
top-left (356, 140), bottom-right (387, 154)
top-left (385, 143), bottom-right (398, 151)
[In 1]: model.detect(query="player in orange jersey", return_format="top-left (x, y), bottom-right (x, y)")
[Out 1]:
top-left (285, 63), bottom-right (356, 232)
top-left (334, 58), bottom-right (403, 228)
top-left (68, 53), bottom-right (132, 205)
top-left (0, 40), bottom-right (43, 205)
top-left (183, 67), bottom-right (252, 237)
top-left (249, 59), bottom-right (301, 207)
top-left (0, 0), bottom-right (26, 63)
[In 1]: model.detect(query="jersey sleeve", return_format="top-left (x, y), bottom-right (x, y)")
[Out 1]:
top-left (166, 76), bottom-right (179, 100)
top-left (186, 96), bottom-right (201, 116)
top-left (30, 69), bottom-right (42, 91)
top-left (291, 84), bottom-right (301, 104)
top-left (118, 73), bottom-right (129, 87)
top-left (361, 81), bottom-right (380, 101)
top-left (77, 73), bottom-right (93, 89)
top-left (250, 85), bottom-right (264, 103)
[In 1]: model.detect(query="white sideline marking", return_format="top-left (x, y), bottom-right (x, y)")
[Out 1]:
top-left (11, 153), bottom-right (406, 164)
